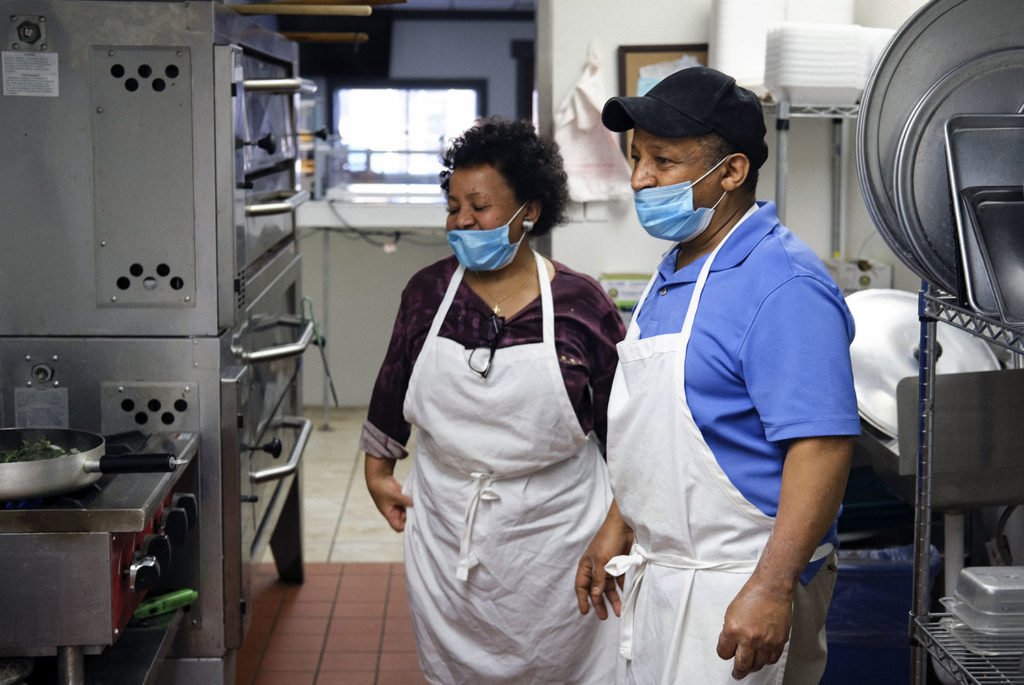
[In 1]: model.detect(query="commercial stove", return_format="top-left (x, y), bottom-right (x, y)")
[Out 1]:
top-left (0, 1), bottom-right (314, 683)
top-left (0, 432), bottom-right (198, 679)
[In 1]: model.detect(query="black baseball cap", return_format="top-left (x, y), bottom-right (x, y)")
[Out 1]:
top-left (602, 66), bottom-right (769, 170)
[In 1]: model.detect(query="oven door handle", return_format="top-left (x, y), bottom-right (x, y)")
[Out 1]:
top-left (236, 315), bottom-right (314, 362)
top-left (242, 77), bottom-right (318, 95)
top-left (246, 189), bottom-right (310, 217)
top-left (249, 416), bottom-right (312, 484)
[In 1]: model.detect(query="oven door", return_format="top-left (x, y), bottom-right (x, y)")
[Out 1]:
top-left (228, 45), bottom-right (314, 276)
top-left (225, 245), bottom-right (312, 647)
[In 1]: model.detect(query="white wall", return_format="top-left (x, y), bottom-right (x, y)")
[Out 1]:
top-left (299, 220), bottom-right (451, 409)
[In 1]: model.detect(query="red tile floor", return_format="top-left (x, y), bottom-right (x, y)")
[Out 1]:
top-left (236, 561), bottom-right (429, 685)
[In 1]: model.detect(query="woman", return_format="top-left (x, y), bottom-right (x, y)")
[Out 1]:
top-left (361, 117), bottom-right (624, 684)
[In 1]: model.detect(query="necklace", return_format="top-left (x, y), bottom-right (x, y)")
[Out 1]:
top-left (470, 267), bottom-right (536, 315)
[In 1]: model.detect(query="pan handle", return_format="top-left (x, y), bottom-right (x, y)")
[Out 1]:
top-left (86, 453), bottom-right (178, 473)
top-left (249, 417), bottom-right (311, 484)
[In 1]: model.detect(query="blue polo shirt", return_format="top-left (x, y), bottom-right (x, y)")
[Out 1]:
top-left (635, 201), bottom-right (860, 567)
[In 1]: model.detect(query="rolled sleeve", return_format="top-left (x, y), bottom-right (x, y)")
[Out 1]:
top-left (360, 419), bottom-right (409, 460)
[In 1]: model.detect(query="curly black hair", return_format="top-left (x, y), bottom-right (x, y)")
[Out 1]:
top-left (440, 117), bottom-right (570, 237)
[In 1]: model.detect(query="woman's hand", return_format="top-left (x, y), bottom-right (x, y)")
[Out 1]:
top-left (364, 454), bottom-right (414, 532)
top-left (575, 500), bottom-right (632, 619)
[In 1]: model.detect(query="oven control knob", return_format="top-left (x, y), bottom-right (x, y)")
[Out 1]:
top-left (256, 132), bottom-right (277, 155)
top-left (143, 534), bottom-right (172, 572)
top-left (259, 438), bottom-right (283, 459)
top-left (161, 507), bottom-right (189, 546)
top-left (172, 493), bottom-right (198, 530)
top-left (127, 552), bottom-right (161, 593)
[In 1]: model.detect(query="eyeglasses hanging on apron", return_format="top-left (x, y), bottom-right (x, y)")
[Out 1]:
top-left (467, 314), bottom-right (504, 379)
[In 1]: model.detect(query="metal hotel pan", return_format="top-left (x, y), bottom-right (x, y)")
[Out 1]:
top-left (0, 428), bottom-right (177, 500)
top-left (945, 114), bottom-right (1024, 316)
top-left (962, 187), bottom-right (1024, 326)
top-left (856, 0), bottom-right (1024, 294)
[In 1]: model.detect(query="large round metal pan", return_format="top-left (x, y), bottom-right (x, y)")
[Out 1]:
top-left (893, 49), bottom-right (1024, 294)
top-left (856, 0), bottom-right (1024, 290)
top-left (846, 289), bottom-right (999, 438)
top-left (0, 428), bottom-right (176, 501)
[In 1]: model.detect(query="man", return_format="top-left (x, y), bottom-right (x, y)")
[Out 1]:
top-left (575, 66), bottom-right (860, 684)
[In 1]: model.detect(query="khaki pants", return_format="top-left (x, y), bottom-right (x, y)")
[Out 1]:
top-left (782, 551), bottom-right (838, 685)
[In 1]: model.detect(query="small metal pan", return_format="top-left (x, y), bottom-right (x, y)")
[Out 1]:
top-left (963, 187), bottom-right (1024, 326)
top-left (0, 428), bottom-right (177, 501)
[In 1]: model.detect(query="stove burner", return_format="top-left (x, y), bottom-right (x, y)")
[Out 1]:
top-left (2, 499), bottom-right (43, 511)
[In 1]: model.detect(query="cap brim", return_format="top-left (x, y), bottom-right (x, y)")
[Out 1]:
top-left (601, 96), bottom-right (711, 139)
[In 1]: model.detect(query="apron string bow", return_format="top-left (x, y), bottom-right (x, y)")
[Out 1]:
top-left (456, 472), bottom-right (500, 581)
top-left (605, 543), bottom-right (761, 661)
top-left (605, 544), bottom-right (649, 661)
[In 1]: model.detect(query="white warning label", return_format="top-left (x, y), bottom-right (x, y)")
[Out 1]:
top-left (2, 51), bottom-right (59, 97)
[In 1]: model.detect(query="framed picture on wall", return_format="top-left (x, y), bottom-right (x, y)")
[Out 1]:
top-left (616, 43), bottom-right (709, 154)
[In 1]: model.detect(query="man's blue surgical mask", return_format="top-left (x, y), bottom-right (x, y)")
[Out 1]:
top-left (634, 157), bottom-right (728, 243)
top-left (447, 203), bottom-right (529, 271)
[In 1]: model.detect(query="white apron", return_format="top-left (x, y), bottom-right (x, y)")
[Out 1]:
top-left (402, 251), bottom-right (618, 685)
top-left (605, 226), bottom-right (789, 685)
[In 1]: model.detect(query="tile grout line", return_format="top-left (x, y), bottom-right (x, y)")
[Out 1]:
top-left (327, 442), bottom-right (365, 563)
top-left (374, 563), bottom-right (400, 685)
top-left (312, 564), bottom-right (344, 684)
top-left (246, 580), bottom-right (285, 685)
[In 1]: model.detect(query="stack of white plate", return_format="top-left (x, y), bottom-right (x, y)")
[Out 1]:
top-left (708, 0), bottom-right (786, 97)
top-left (709, 0), bottom-right (859, 98)
top-left (765, 23), bottom-right (894, 106)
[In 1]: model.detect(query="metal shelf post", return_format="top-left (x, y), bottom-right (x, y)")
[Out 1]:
top-left (910, 285), bottom-right (1024, 685)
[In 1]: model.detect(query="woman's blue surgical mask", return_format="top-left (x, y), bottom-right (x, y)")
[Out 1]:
top-left (634, 157), bottom-right (728, 243)
top-left (447, 203), bottom-right (529, 271)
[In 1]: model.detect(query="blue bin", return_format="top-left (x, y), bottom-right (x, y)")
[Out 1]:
top-left (822, 545), bottom-right (941, 685)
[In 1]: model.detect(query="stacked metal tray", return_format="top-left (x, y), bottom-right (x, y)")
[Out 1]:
top-left (856, 0), bottom-right (1024, 305)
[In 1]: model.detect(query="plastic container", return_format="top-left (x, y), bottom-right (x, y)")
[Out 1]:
top-left (939, 616), bottom-right (1024, 656)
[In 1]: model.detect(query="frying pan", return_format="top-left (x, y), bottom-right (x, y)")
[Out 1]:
top-left (0, 428), bottom-right (178, 501)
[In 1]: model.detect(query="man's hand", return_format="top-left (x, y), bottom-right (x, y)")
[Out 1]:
top-left (364, 455), bottom-right (414, 532)
top-left (575, 500), bottom-right (632, 619)
top-left (716, 578), bottom-right (793, 679)
top-left (716, 435), bottom-right (853, 679)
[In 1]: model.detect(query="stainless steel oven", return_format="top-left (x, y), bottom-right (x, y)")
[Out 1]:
top-left (0, 2), bottom-right (313, 683)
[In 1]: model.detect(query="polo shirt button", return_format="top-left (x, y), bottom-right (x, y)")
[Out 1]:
top-left (658, 287), bottom-right (668, 296)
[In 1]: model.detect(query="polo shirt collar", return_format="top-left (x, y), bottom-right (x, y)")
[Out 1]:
top-left (655, 201), bottom-right (779, 284)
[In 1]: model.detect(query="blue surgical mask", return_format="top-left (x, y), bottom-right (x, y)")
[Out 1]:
top-left (634, 157), bottom-right (728, 243)
top-left (447, 203), bottom-right (529, 271)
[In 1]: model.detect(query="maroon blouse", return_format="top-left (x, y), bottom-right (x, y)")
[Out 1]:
top-left (361, 255), bottom-right (626, 459)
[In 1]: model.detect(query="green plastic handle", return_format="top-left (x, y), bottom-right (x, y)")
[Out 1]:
top-left (134, 589), bottom-right (199, 619)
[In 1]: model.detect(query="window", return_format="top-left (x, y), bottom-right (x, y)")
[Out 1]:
top-left (331, 80), bottom-right (484, 202)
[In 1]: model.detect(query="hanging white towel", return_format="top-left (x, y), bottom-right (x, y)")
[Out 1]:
top-left (554, 40), bottom-right (633, 203)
